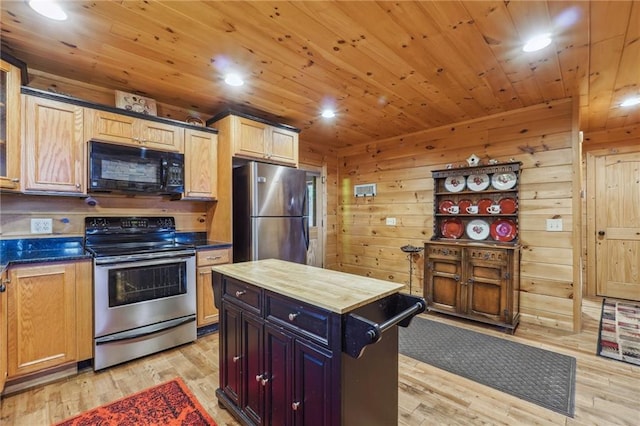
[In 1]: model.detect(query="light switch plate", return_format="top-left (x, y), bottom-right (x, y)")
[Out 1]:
top-left (31, 218), bottom-right (53, 234)
top-left (386, 217), bottom-right (397, 226)
top-left (546, 218), bottom-right (563, 232)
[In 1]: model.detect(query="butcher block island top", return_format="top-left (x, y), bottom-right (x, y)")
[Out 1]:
top-left (211, 258), bottom-right (404, 314)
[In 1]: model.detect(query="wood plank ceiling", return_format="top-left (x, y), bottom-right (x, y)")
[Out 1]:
top-left (1, 1), bottom-right (638, 148)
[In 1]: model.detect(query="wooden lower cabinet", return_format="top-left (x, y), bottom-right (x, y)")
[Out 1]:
top-left (5, 260), bottom-right (92, 380)
top-left (196, 247), bottom-right (231, 328)
top-left (0, 270), bottom-right (8, 393)
top-left (424, 242), bottom-right (520, 332)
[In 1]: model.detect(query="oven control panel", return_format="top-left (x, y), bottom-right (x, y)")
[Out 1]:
top-left (85, 217), bottom-right (176, 233)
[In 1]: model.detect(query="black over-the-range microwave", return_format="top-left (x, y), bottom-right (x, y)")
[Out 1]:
top-left (88, 140), bottom-right (185, 196)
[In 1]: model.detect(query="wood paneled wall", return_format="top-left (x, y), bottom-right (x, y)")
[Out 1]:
top-left (0, 193), bottom-right (209, 237)
top-left (336, 99), bottom-right (579, 330)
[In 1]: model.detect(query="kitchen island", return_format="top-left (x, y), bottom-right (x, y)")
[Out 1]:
top-left (212, 259), bottom-right (425, 426)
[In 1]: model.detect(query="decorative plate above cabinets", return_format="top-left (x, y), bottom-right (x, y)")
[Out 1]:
top-left (431, 162), bottom-right (521, 244)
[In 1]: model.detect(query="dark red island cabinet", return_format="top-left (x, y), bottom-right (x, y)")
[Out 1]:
top-left (212, 259), bottom-right (425, 426)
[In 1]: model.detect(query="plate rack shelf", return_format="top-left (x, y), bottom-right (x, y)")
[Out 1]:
top-left (431, 161), bottom-right (521, 244)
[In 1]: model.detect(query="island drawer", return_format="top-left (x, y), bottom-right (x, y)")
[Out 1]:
top-left (223, 277), bottom-right (261, 313)
top-left (265, 292), bottom-right (331, 346)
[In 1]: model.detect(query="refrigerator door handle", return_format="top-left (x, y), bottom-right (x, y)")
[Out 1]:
top-left (303, 216), bottom-right (310, 250)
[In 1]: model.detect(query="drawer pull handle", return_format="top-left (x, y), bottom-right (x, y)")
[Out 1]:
top-left (288, 312), bottom-right (299, 321)
top-left (292, 402), bottom-right (300, 411)
top-left (235, 290), bottom-right (246, 297)
top-left (206, 256), bottom-right (222, 260)
top-left (256, 374), bottom-right (264, 382)
top-left (232, 355), bottom-right (241, 362)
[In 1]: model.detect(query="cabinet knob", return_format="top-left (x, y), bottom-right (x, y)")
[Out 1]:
top-left (235, 290), bottom-right (246, 297)
top-left (288, 312), bottom-right (299, 321)
top-left (10, 178), bottom-right (19, 183)
top-left (0, 283), bottom-right (5, 292)
top-left (598, 230), bottom-right (605, 236)
top-left (292, 402), bottom-right (300, 411)
top-left (453, 274), bottom-right (460, 282)
top-left (232, 355), bottom-right (241, 362)
top-left (256, 374), bottom-right (269, 385)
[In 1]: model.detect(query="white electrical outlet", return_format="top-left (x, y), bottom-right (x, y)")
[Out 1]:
top-left (31, 218), bottom-right (53, 234)
top-left (386, 217), bottom-right (397, 226)
top-left (546, 218), bottom-right (563, 232)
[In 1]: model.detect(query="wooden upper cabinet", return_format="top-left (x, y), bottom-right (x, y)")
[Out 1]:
top-left (0, 59), bottom-right (22, 190)
top-left (184, 128), bottom-right (218, 200)
top-left (228, 115), bottom-right (299, 166)
top-left (270, 126), bottom-right (298, 166)
top-left (22, 95), bottom-right (85, 194)
top-left (84, 109), bottom-right (184, 152)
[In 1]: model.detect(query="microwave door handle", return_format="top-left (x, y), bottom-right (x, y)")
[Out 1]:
top-left (160, 159), bottom-right (168, 188)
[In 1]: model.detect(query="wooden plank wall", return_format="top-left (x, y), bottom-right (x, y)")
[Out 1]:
top-left (0, 194), bottom-right (209, 237)
top-left (336, 99), bottom-right (578, 330)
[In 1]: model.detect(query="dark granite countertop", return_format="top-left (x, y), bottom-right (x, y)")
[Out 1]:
top-left (0, 237), bottom-right (91, 271)
top-left (0, 234), bottom-right (232, 272)
top-left (176, 232), bottom-right (232, 250)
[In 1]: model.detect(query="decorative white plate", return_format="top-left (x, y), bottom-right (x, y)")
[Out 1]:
top-left (467, 174), bottom-right (490, 191)
top-left (491, 172), bottom-right (517, 190)
top-left (444, 176), bottom-right (466, 192)
top-left (466, 219), bottom-right (490, 240)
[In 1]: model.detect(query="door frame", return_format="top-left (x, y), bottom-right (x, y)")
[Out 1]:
top-left (585, 146), bottom-right (640, 297)
top-left (299, 163), bottom-right (326, 268)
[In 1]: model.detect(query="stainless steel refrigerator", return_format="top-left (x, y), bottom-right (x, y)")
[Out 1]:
top-left (233, 161), bottom-right (309, 264)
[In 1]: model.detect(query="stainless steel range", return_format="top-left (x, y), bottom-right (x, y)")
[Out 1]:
top-left (85, 216), bottom-right (196, 370)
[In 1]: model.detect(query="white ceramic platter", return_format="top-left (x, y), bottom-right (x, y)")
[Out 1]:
top-left (491, 172), bottom-right (517, 190)
top-left (467, 174), bottom-right (490, 191)
top-left (466, 219), bottom-right (490, 240)
top-left (444, 176), bottom-right (466, 192)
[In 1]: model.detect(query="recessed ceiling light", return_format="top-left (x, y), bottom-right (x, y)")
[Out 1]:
top-left (28, 0), bottom-right (68, 21)
top-left (321, 109), bottom-right (335, 118)
top-left (620, 97), bottom-right (640, 107)
top-left (523, 33), bottom-right (552, 52)
top-left (224, 73), bottom-right (244, 87)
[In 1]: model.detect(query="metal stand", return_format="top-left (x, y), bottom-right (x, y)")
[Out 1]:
top-left (400, 245), bottom-right (424, 294)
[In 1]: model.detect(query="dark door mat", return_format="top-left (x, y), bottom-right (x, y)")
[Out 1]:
top-left (399, 317), bottom-right (576, 417)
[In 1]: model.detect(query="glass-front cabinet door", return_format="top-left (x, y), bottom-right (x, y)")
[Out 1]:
top-left (0, 58), bottom-right (21, 190)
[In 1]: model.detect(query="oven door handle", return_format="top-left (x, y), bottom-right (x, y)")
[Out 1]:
top-left (95, 316), bottom-right (196, 345)
top-left (94, 252), bottom-right (195, 267)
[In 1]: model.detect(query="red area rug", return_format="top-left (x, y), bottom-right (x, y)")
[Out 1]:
top-left (54, 378), bottom-right (217, 426)
top-left (597, 298), bottom-right (640, 366)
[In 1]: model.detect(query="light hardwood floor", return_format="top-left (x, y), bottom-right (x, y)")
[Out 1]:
top-left (1, 298), bottom-right (638, 425)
